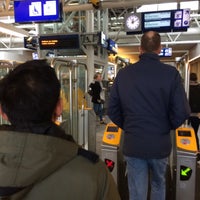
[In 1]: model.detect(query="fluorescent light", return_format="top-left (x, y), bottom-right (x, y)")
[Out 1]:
top-left (0, 22), bottom-right (29, 37)
top-left (181, 1), bottom-right (199, 10)
top-left (137, 1), bottom-right (199, 12)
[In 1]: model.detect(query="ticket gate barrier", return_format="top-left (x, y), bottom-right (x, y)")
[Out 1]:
top-left (78, 108), bottom-right (96, 152)
top-left (101, 123), bottom-right (122, 183)
top-left (174, 126), bottom-right (199, 200)
top-left (101, 123), bottom-right (128, 200)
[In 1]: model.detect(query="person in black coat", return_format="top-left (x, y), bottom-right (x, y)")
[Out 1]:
top-left (189, 72), bottom-right (200, 148)
top-left (89, 72), bottom-right (106, 124)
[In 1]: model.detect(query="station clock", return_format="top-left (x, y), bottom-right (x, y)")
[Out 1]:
top-left (124, 13), bottom-right (142, 33)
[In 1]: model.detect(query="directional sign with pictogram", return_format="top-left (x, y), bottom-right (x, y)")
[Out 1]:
top-left (105, 158), bottom-right (115, 172)
top-left (180, 165), bottom-right (192, 181)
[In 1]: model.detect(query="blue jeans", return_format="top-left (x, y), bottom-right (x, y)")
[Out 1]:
top-left (125, 156), bottom-right (168, 200)
top-left (93, 103), bottom-right (103, 121)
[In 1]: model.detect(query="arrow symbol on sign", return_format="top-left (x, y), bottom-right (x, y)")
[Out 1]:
top-left (181, 167), bottom-right (191, 176)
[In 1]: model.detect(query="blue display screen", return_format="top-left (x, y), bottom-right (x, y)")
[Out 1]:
top-left (107, 39), bottom-right (118, 54)
top-left (99, 32), bottom-right (108, 48)
top-left (172, 9), bottom-right (190, 32)
top-left (159, 47), bottom-right (172, 57)
top-left (14, 0), bottom-right (62, 23)
top-left (142, 9), bottom-right (190, 33)
top-left (143, 11), bottom-right (172, 32)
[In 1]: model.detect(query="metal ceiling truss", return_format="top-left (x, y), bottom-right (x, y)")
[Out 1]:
top-left (0, 0), bottom-right (199, 50)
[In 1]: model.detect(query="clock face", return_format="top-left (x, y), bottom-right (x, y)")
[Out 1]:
top-left (126, 15), bottom-right (140, 30)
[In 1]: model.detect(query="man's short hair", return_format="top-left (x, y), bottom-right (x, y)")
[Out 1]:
top-left (0, 59), bottom-right (61, 126)
top-left (141, 31), bottom-right (161, 53)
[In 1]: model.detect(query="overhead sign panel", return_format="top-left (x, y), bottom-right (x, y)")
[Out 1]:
top-left (125, 9), bottom-right (190, 34)
top-left (173, 9), bottom-right (190, 31)
top-left (143, 11), bottom-right (172, 32)
top-left (14, 0), bottom-right (62, 23)
top-left (39, 34), bottom-right (80, 50)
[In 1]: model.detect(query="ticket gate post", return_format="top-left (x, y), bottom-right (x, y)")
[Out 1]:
top-left (101, 123), bottom-right (122, 184)
top-left (78, 108), bottom-right (96, 152)
top-left (175, 127), bottom-right (198, 200)
top-left (101, 123), bottom-right (129, 200)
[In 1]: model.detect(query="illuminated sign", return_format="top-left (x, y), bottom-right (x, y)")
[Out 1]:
top-left (143, 11), bottom-right (172, 32)
top-left (173, 9), bottom-right (190, 31)
top-left (159, 47), bottom-right (172, 57)
top-left (14, 0), bottom-right (62, 23)
top-left (99, 32), bottom-right (108, 48)
top-left (39, 34), bottom-right (80, 50)
top-left (105, 158), bottom-right (115, 172)
top-left (41, 39), bottom-right (58, 46)
top-left (107, 39), bottom-right (118, 54)
top-left (180, 165), bottom-right (192, 181)
top-left (32, 52), bottom-right (39, 60)
top-left (126, 9), bottom-right (190, 34)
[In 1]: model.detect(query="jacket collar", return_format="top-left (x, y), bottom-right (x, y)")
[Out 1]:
top-left (0, 128), bottom-right (78, 189)
top-left (139, 52), bottom-right (160, 61)
top-left (0, 122), bottom-right (75, 142)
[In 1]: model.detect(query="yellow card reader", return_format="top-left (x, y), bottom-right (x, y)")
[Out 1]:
top-left (102, 123), bottom-right (122, 146)
top-left (176, 126), bottom-right (198, 152)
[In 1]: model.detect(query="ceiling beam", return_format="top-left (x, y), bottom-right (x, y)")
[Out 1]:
top-left (0, 0), bottom-right (193, 16)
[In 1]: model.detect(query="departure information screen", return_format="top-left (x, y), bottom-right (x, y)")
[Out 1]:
top-left (126, 8), bottom-right (190, 34)
top-left (143, 11), bottom-right (172, 32)
top-left (39, 34), bottom-right (80, 50)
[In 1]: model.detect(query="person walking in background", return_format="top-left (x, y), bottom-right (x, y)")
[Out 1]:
top-left (189, 72), bottom-right (200, 148)
top-left (89, 72), bottom-right (106, 124)
top-left (108, 31), bottom-right (190, 200)
top-left (0, 60), bottom-right (120, 200)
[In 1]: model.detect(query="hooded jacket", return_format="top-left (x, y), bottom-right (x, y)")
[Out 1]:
top-left (108, 53), bottom-right (190, 159)
top-left (0, 124), bottom-right (120, 200)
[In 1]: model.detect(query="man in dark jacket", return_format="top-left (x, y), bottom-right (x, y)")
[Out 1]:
top-left (0, 60), bottom-right (120, 200)
top-left (108, 31), bottom-right (190, 200)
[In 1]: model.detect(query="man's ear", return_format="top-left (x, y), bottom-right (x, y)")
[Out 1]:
top-left (157, 44), bottom-right (162, 54)
top-left (138, 46), bottom-right (143, 55)
top-left (0, 106), bottom-right (8, 121)
top-left (54, 98), bottom-right (63, 119)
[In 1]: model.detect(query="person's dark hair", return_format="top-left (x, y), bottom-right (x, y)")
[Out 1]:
top-left (190, 72), bottom-right (198, 82)
top-left (141, 31), bottom-right (161, 53)
top-left (0, 59), bottom-right (61, 126)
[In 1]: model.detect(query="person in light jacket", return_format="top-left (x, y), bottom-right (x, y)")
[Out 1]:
top-left (0, 59), bottom-right (120, 200)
